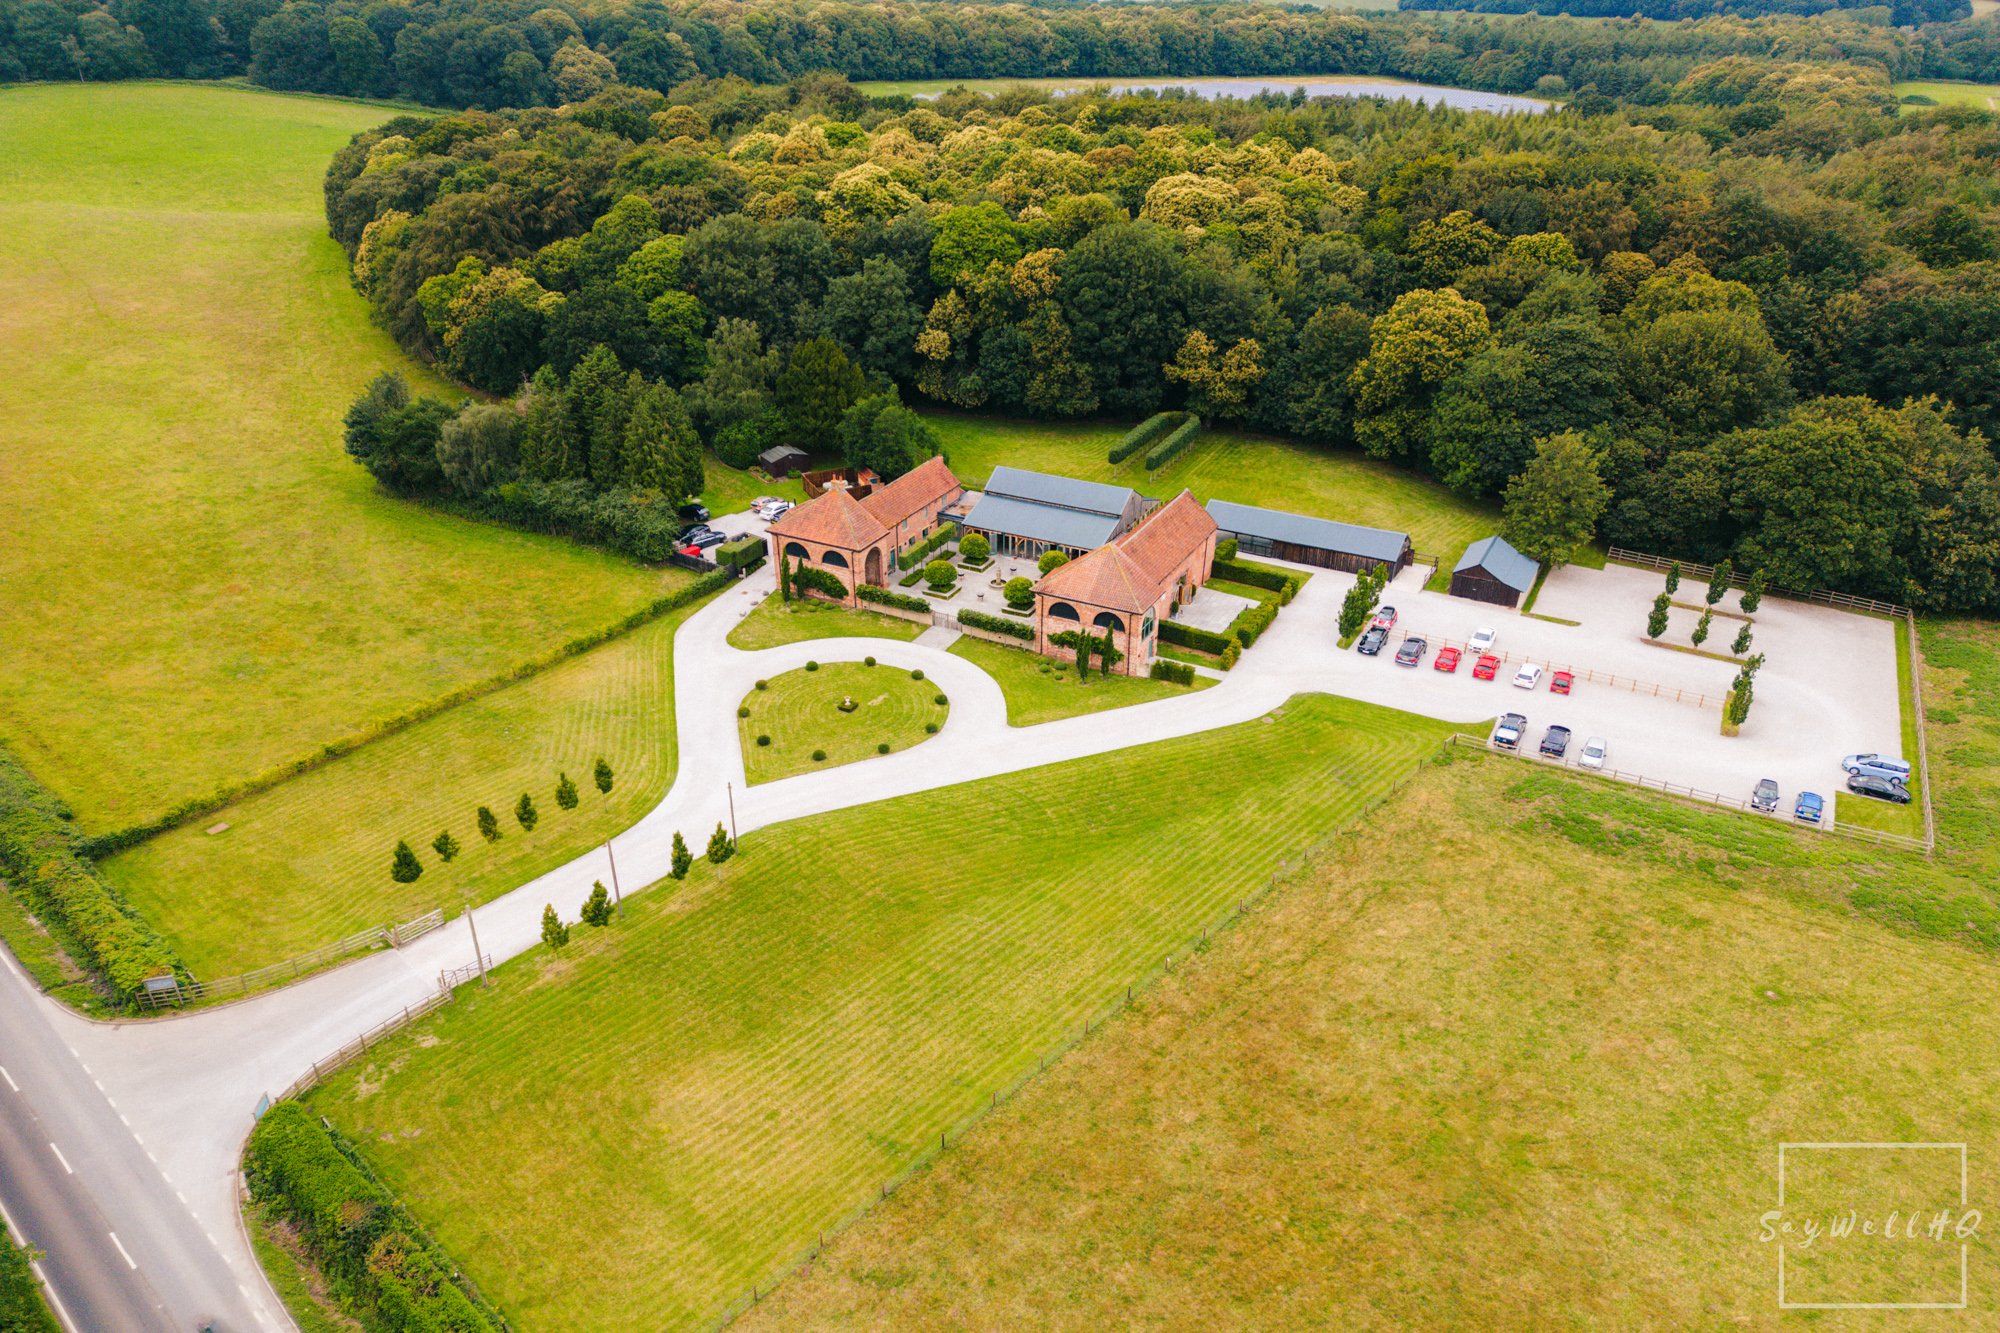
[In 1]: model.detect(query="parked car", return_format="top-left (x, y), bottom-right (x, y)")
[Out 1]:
top-left (1394, 637), bottom-right (1428, 667)
top-left (1493, 713), bottom-right (1528, 750)
top-left (1512, 663), bottom-right (1544, 690)
top-left (1469, 627), bottom-right (1497, 655)
top-left (1841, 753), bottom-right (1911, 784)
top-left (1371, 605), bottom-right (1398, 630)
top-left (1434, 646), bottom-right (1462, 673)
top-left (1472, 653), bottom-right (1501, 681)
top-left (1847, 774), bottom-right (1913, 804)
top-left (679, 522), bottom-right (719, 543)
top-left (1357, 626), bottom-right (1389, 656)
top-left (1752, 778), bottom-right (1781, 812)
top-left (677, 501), bottom-right (711, 523)
top-left (686, 529), bottom-right (726, 550)
top-left (1795, 791), bottom-right (1825, 824)
top-left (1550, 670), bottom-right (1574, 695)
top-left (1539, 724), bottom-right (1572, 759)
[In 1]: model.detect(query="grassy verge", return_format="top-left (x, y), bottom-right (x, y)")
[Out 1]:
top-left (1839, 617), bottom-right (1928, 841)
top-left (699, 454), bottom-right (808, 518)
top-left (243, 1200), bottom-right (363, 1333)
top-left (0, 1217), bottom-right (59, 1333)
top-left (103, 596), bottom-right (714, 980)
top-left (927, 412), bottom-right (1496, 560)
top-left (0, 887), bottom-right (104, 1014)
top-left (947, 638), bottom-right (1210, 725)
top-left (745, 756), bottom-right (2000, 1330)
top-left (728, 593), bottom-right (928, 650)
top-left (0, 83), bottom-right (675, 832)
top-left (304, 694), bottom-right (1457, 1330)
top-left (740, 664), bottom-right (948, 783)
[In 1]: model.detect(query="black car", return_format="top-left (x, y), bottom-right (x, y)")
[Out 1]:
top-left (1539, 724), bottom-right (1571, 759)
top-left (685, 528), bottom-right (727, 550)
top-left (1394, 636), bottom-right (1428, 667)
top-left (1751, 778), bottom-right (1780, 812)
top-left (1846, 773), bottom-right (1912, 804)
top-left (677, 501), bottom-right (711, 523)
top-left (679, 521), bottom-right (720, 542)
top-left (1357, 626), bottom-right (1388, 656)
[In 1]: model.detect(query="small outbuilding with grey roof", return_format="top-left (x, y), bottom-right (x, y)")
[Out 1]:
top-left (1203, 499), bottom-right (1414, 576)
top-left (1450, 535), bottom-right (1541, 608)
top-left (960, 466), bottom-right (1152, 559)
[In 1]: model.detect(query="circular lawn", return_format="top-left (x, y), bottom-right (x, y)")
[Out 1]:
top-left (739, 662), bottom-right (949, 785)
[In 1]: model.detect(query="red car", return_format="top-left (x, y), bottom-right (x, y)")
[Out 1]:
top-left (1371, 605), bottom-right (1398, 630)
top-left (1434, 646), bottom-right (1462, 673)
top-left (1551, 670), bottom-right (1574, 695)
top-left (1472, 653), bottom-right (1501, 681)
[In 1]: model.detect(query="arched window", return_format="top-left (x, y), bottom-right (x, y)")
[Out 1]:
top-left (1092, 612), bottom-right (1124, 633)
top-left (821, 550), bottom-right (849, 568)
top-left (1048, 601), bottom-right (1081, 621)
top-left (783, 542), bottom-right (809, 561)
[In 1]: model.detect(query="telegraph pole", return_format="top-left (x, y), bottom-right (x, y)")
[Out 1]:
top-left (604, 838), bottom-right (623, 912)
top-left (463, 894), bottom-right (488, 988)
top-left (727, 781), bottom-right (738, 844)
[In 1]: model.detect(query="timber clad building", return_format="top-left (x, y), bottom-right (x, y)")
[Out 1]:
top-left (1204, 499), bottom-right (1413, 576)
top-left (765, 456), bottom-right (963, 605)
top-left (959, 466), bottom-right (1152, 559)
top-left (1450, 535), bottom-right (1541, 608)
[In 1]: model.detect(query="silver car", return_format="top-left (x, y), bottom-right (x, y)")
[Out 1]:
top-left (1841, 753), bottom-right (1910, 784)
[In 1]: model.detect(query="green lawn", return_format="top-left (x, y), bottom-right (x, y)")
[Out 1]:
top-left (1893, 79), bottom-right (2000, 110)
top-left (304, 694), bottom-right (1456, 1330)
top-left (928, 412), bottom-right (1497, 561)
top-left (104, 599), bottom-right (708, 980)
top-left (727, 593), bottom-right (927, 650)
top-left (740, 663), bottom-right (948, 783)
top-left (947, 637), bottom-right (1211, 725)
top-left (0, 83), bottom-right (678, 832)
top-left (699, 453), bottom-right (808, 518)
top-left (746, 757), bottom-right (2000, 1331)
top-left (1837, 618), bottom-right (1927, 840)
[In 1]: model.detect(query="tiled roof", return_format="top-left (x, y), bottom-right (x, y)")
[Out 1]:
top-left (1035, 543), bottom-right (1157, 614)
top-left (769, 486), bottom-right (887, 549)
top-left (1205, 499), bottom-right (1409, 563)
top-left (985, 465), bottom-right (1137, 518)
top-left (1117, 490), bottom-right (1215, 585)
top-left (1454, 534), bottom-right (1540, 592)
top-left (861, 454), bottom-right (960, 529)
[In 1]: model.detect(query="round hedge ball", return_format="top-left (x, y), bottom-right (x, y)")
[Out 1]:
top-left (738, 706), bottom-right (750, 718)
top-left (756, 734), bottom-right (771, 747)
top-left (812, 749), bottom-right (827, 761)
top-left (877, 742), bottom-right (890, 755)
top-left (755, 679), bottom-right (768, 691)
top-left (933, 693), bottom-right (947, 706)
top-left (911, 669), bottom-right (924, 680)
top-left (924, 722), bottom-right (939, 734)
top-left (806, 661), bottom-right (819, 672)
top-left (865, 655), bottom-right (877, 667)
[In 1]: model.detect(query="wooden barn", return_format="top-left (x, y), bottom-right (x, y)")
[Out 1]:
top-left (1449, 535), bottom-right (1541, 608)
top-left (1204, 499), bottom-right (1413, 576)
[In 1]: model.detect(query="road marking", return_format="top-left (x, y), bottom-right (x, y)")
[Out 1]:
top-left (108, 1231), bottom-right (137, 1269)
top-left (48, 1142), bottom-right (72, 1174)
top-left (30, 1262), bottom-right (80, 1333)
top-left (0, 1065), bottom-right (16, 1091)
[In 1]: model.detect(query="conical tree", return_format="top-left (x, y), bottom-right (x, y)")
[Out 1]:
top-left (1732, 623), bottom-right (1754, 656)
top-left (1664, 561), bottom-right (1681, 596)
top-left (390, 840), bottom-right (423, 883)
top-left (556, 772), bottom-right (579, 810)
top-left (476, 805), bottom-right (501, 841)
top-left (580, 881), bottom-right (612, 927)
top-left (432, 830), bottom-right (460, 862)
top-left (1706, 558), bottom-right (1733, 607)
top-left (1692, 609), bottom-right (1713, 648)
top-left (540, 903), bottom-right (570, 949)
top-left (1741, 569), bottom-right (1767, 614)
top-left (671, 831), bottom-right (693, 880)
top-left (1646, 592), bottom-right (1670, 640)
top-left (593, 757), bottom-right (614, 794)
top-left (706, 821), bottom-right (734, 865)
top-left (515, 792), bottom-right (539, 831)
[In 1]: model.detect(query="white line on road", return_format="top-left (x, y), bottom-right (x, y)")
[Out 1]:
top-left (30, 1262), bottom-right (80, 1333)
top-left (108, 1231), bottom-right (137, 1269)
top-left (48, 1142), bottom-right (72, 1174)
top-left (0, 1065), bottom-right (16, 1091)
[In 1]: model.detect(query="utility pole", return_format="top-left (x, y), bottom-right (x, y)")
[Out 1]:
top-left (604, 838), bottom-right (623, 912)
top-left (727, 781), bottom-right (738, 844)
top-left (464, 894), bottom-right (488, 988)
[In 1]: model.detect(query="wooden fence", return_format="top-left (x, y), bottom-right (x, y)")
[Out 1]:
top-left (273, 990), bottom-right (456, 1104)
top-left (1604, 547), bottom-right (1909, 618)
top-left (438, 955), bottom-right (492, 993)
top-left (139, 908), bottom-right (446, 1009)
top-left (1388, 632), bottom-right (1721, 710)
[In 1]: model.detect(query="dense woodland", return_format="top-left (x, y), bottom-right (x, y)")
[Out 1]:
top-left (322, 66), bottom-right (2000, 610)
top-left (1402, 0), bottom-right (1968, 29)
top-left (11, 0), bottom-right (2000, 100)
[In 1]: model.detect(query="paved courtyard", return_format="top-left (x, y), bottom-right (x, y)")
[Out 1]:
top-left (1175, 584), bottom-right (1259, 634)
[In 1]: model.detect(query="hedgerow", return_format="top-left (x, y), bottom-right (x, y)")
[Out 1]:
top-left (1158, 620), bottom-right (1233, 655)
top-left (1143, 416), bottom-right (1202, 470)
top-left (1149, 660), bottom-right (1197, 685)
top-left (1108, 412), bottom-right (1181, 465)
top-left (857, 584), bottom-right (929, 613)
top-left (1211, 557), bottom-right (1300, 604)
top-left (958, 610), bottom-right (1035, 641)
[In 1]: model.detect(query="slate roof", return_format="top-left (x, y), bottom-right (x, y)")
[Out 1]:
top-left (1454, 534), bottom-right (1541, 593)
top-left (1204, 499), bottom-right (1410, 563)
top-left (1117, 490), bottom-right (1216, 586)
top-left (769, 486), bottom-right (887, 549)
top-left (984, 465), bottom-right (1137, 517)
top-left (861, 455), bottom-right (960, 530)
top-left (960, 493), bottom-right (1123, 552)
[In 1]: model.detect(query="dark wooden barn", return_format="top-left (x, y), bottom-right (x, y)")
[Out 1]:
top-left (1204, 499), bottom-right (1413, 576)
top-left (1449, 535), bottom-right (1540, 608)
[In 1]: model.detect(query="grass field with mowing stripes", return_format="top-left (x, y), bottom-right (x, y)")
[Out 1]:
top-left (947, 637), bottom-right (1210, 725)
top-left (926, 412), bottom-right (1498, 563)
top-left (728, 593), bottom-right (927, 650)
top-left (305, 694), bottom-right (1456, 1330)
top-left (104, 599), bottom-right (707, 979)
top-left (740, 664), bottom-right (948, 783)
top-left (0, 83), bottom-right (675, 831)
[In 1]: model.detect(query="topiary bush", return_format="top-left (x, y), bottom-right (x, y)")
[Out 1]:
top-left (756, 734), bottom-right (771, 746)
top-left (877, 743), bottom-right (890, 754)
top-left (924, 559), bottom-right (956, 591)
top-left (933, 693), bottom-right (947, 705)
top-left (756, 679), bottom-right (768, 690)
top-left (925, 722), bottom-right (939, 734)
top-left (911, 668), bottom-right (924, 680)
top-left (1004, 576), bottom-right (1034, 610)
top-left (959, 532), bottom-right (990, 564)
top-left (738, 705), bottom-right (751, 718)
top-left (864, 655), bottom-right (876, 666)
top-left (1039, 549), bottom-right (1069, 575)
top-left (812, 749), bottom-right (827, 762)
top-left (806, 660), bottom-right (819, 671)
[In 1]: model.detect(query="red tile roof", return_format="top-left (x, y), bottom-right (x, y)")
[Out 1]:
top-left (1035, 543), bottom-right (1157, 614)
top-left (861, 455), bottom-right (960, 530)
top-left (1116, 490), bottom-right (1216, 585)
top-left (769, 486), bottom-right (887, 549)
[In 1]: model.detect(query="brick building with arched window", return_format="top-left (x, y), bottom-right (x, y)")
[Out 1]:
top-left (1032, 490), bottom-right (1217, 675)
top-left (765, 456), bottom-right (962, 604)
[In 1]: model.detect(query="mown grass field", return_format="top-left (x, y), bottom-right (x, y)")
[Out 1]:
top-left (1894, 79), bottom-right (2000, 110)
top-left (727, 593), bottom-right (927, 650)
top-left (740, 663), bottom-right (948, 783)
top-left (0, 83), bottom-right (678, 831)
top-left (928, 412), bottom-right (1497, 563)
top-left (306, 693), bottom-right (1456, 1330)
top-left (699, 452), bottom-right (807, 518)
top-left (947, 636), bottom-right (1211, 724)
top-left (104, 600), bottom-right (706, 979)
top-left (748, 733), bottom-right (2000, 1331)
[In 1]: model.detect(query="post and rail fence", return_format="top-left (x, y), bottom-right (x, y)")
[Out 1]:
top-left (139, 907), bottom-right (446, 1010)
top-left (270, 990), bottom-right (456, 1105)
top-left (438, 955), bottom-right (493, 993)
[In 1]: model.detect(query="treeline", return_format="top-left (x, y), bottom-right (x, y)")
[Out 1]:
top-left (14, 0), bottom-right (2000, 102)
top-left (1402, 0), bottom-right (1967, 29)
top-left (330, 71), bottom-right (2000, 611)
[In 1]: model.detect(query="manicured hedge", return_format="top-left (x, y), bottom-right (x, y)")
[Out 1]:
top-left (1143, 415), bottom-right (1201, 470)
top-left (897, 522), bottom-right (959, 571)
top-left (791, 564), bottom-right (849, 601)
top-left (1158, 620), bottom-right (1233, 655)
top-left (1149, 660), bottom-right (1196, 685)
top-left (0, 750), bottom-right (181, 999)
top-left (1211, 556), bottom-right (1300, 603)
top-left (715, 535), bottom-right (765, 572)
top-left (1230, 600), bottom-right (1280, 648)
top-left (0, 1216), bottom-right (59, 1333)
top-left (958, 610), bottom-right (1035, 641)
top-left (247, 1102), bottom-right (500, 1333)
top-left (1108, 412), bottom-right (1180, 465)
top-left (857, 585), bottom-right (929, 613)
